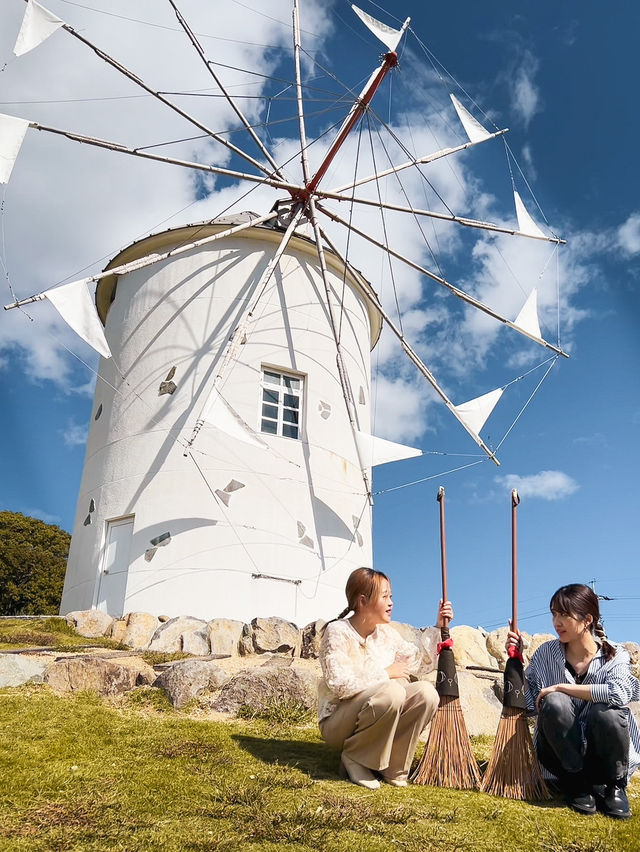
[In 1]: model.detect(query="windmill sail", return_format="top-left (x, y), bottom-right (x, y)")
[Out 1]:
top-left (450, 94), bottom-right (491, 143)
top-left (201, 389), bottom-right (268, 449)
top-left (44, 279), bottom-right (111, 359)
top-left (513, 288), bottom-right (542, 339)
top-left (453, 388), bottom-right (504, 435)
top-left (355, 431), bottom-right (422, 467)
top-left (351, 5), bottom-right (409, 52)
top-left (14, 0), bottom-right (64, 57)
top-left (514, 190), bottom-right (547, 239)
top-left (0, 114), bottom-right (29, 184)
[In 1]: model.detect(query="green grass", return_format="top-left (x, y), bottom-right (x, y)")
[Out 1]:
top-left (0, 686), bottom-right (638, 851)
top-left (0, 618), bottom-right (124, 652)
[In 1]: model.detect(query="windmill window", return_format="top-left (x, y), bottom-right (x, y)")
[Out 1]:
top-left (260, 368), bottom-right (303, 439)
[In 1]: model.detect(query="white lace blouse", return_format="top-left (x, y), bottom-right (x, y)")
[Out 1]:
top-left (317, 619), bottom-right (423, 722)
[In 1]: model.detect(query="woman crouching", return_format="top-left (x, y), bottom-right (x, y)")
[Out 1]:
top-left (318, 567), bottom-right (450, 789)
top-left (508, 583), bottom-right (640, 818)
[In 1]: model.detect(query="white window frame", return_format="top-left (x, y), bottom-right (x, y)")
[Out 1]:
top-left (259, 367), bottom-right (304, 440)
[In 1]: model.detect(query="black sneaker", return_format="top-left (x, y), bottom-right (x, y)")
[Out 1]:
top-left (595, 784), bottom-right (631, 820)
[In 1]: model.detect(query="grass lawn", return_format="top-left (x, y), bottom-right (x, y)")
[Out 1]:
top-left (0, 685), bottom-right (638, 852)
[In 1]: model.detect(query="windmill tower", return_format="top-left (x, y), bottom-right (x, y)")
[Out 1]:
top-left (60, 213), bottom-right (397, 623)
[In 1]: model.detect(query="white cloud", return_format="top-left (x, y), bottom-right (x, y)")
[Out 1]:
top-left (494, 470), bottom-right (579, 500)
top-left (61, 419), bottom-right (88, 448)
top-left (617, 212), bottom-right (640, 257)
top-left (509, 50), bottom-right (541, 127)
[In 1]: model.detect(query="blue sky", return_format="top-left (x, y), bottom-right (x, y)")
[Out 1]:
top-left (1, 1), bottom-right (639, 642)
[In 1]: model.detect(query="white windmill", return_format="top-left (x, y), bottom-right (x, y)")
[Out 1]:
top-left (2, 1), bottom-right (567, 623)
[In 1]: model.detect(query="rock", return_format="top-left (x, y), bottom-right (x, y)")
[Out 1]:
top-left (450, 625), bottom-right (498, 671)
top-left (624, 643), bottom-right (640, 679)
top-left (486, 627), bottom-right (533, 670)
top-left (121, 613), bottom-right (160, 650)
top-left (113, 656), bottom-right (156, 686)
top-left (528, 633), bottom-right (556, 657)
top-left (148, 616), bottom-right (208, 654)
top-left (240, 617), bottom-right (301, 656)
top-left (456, 670), bottom-right (504, 736)
top-left (155, 659), bottom-right (229, 708)
top-left (0, 654), bottom-right (48, 687)
top-left (301, 620), bottom-right (326, 659)
top-left (65, 610), bottom-right (114, 638)
top-left (44, 656), bottom-right (141, 696)
top-left (107, 619), bottom-right (127, 644)
top-left (212, 661), bottom-right (319, 714)
top-left (207, 619), bottom-right (245, 656)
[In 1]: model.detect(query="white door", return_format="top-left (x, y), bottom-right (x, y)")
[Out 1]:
top-left (96, 517), bottom-right (134, 617)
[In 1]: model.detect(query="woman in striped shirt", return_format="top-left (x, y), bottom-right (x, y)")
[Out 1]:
top-left (507, 583), bottom-right (640, 819)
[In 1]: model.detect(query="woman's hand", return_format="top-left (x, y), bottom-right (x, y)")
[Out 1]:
top-left (386, 660), bottom-right (410, 680)
top-left (436, 599), bottom-right (454, 628)
top-left (505, 618), bottom-right (522, 653)
top-left (536, 683), bottom-right (563, 711)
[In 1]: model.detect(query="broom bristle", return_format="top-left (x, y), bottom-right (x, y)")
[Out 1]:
top-left (480, 706), bottom-right (549, 800)
top-left (411, 695), bottom-right (481, 789)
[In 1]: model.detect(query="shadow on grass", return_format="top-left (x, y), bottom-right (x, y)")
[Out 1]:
top-left (233, 734), bottom-right (341, 780)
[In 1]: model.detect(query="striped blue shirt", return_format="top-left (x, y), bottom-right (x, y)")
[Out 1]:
top-left (525, 639), bottom-right (640, 781)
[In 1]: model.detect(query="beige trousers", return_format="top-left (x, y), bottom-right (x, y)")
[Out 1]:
top-left (319, 679), bottom-right (439, 780)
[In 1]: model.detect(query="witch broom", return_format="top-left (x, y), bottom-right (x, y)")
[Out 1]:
top-left (411, 487), bottom-right (481, 789)
top-left (480, 490), bottom-right (549, 799)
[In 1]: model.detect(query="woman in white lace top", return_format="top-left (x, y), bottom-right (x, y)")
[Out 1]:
top-left (318, 567), bottom-right (451, 789)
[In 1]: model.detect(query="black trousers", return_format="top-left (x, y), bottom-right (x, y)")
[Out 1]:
top-left (536, 693), bottom-right (630, 784)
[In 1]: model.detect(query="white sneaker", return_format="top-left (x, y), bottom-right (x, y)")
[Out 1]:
top-left (340, 753), bottom-right (380, 790)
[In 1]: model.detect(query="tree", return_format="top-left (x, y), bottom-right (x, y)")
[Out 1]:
top-left (0, 512), bottom-right (70, 615)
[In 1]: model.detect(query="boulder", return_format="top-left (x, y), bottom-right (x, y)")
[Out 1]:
top-left (301, 619), bottom-right (326, 659)
top-left (240, 617), bottom-right (301, 656)
top-left (65, 610), bottom-right (114, 638)
top-left (486, 627), bottom-right (533, 670)
top-left (0, 654), bottom-right (48, 687)
top-left (155, 659), bottom-right (229, 708)
top-left (418, 627), bottom-right (439, 676)
top-left (121, 613), bottom-right (160, 650)
top-left (528, 633), bottom-right (556, 658)
top-left (107, 619), bottom-right (128, 644)
top-left (148, 616), bottom-right (208, 654)
top-left (624, 643), bottom-right (640, 679)
top-left (44, 656), bottom-right (144, 696)
top-left (114, 656), bottom-right (156, 686)
top-left (207, 619), bottom-right (245, 657)
top-left (456, 670), bottom-right (504, 736)
top-left (450, 625), bottom-right (498, 671)
top-left (212, 661), bottom-right (319, 714)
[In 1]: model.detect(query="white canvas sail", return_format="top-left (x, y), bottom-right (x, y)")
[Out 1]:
top-left (14, 0), bottom-right (64, 57)
top-left (450, 94), bottom-right (491, 143)
top-left (514, 288), bottom-right (542, 339)
top-left (351, 5), bottom-right (409, 52)
top-left (355, 431), bottom-right (422, 467)
top-left (44, 279), bottom-right (112, 358)
top-left (0, 114), bottom-right (29, 184)
top-left (201, 389), bottom-right (268, 449)
top-left (514, 190), bottom-right (546, 239)
top-left (453, 387), bottom-right (503, 435)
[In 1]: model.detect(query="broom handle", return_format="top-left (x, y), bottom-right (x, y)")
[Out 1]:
top-left (437, 486), bottom-right (449, 629)
top-left (511, 489), bottom-right (520, 632)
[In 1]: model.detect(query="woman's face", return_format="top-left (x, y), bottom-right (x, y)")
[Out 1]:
top-left (361, 579), bottom-right (393, 625)
top-left (551, 608), bottom-right (592, 643)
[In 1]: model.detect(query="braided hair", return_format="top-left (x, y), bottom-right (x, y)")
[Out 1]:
top-left (550, 584), bottom-right (616, 662)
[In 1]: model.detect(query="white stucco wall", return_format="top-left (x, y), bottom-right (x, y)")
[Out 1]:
top-left (61, 219), bottom-right (381, 626)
